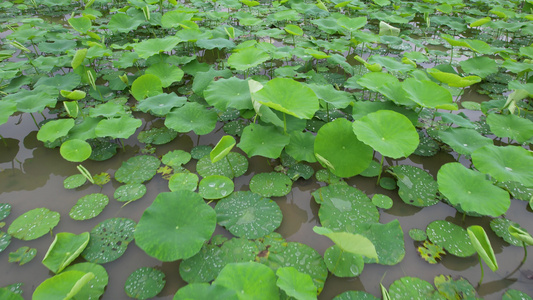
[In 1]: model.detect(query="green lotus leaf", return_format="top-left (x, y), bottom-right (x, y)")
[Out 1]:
top-left (324, 245), bottom-right (364, 278)
top-left (42, 232), bottom-right (90, 273)
top-left (351, 101), bottom-right (418, 125)
top-left (486, 113), bottom-right (533, 143)
top-left (249, 172), bottom-right (292, 197)
top-left (314, 227), bottom-right (378, 260)
top-left (8, 208), bottom-right (60, 241)
top-left (359, 220), bottom-right (405, 265)
top-left (0, 203), bottom-right (11, 221)
top-left (368, 55), bottom-right (414, 73)
top-left (497, 180), bottom-right (533, 201)
top-left (204, 77), bottom-right (253, 110)
top-left (67, 117), bottom-right (100, 141)
top-left (161, 10), bottom-right (193, 28)
top-left (215, 191), bottom-right (282, 239)
top-left (426, 220), bottom-right (474, 258)
top-left (333, 291), bottom-right (379, 300)
top-left (169, 173), bottom-right (199, 192)
top-left (197, 152), bottom-right (248, 179)
top-left (196, 38), bottom-right (236, 50)
top-left (137, 93), bottom-right (186, 117)
top-left (33, 270), bottom-right (95, 300)
top-left (353, 110), bottom-right (419, 159)
top-left (438, 162), bottom-right (510, 217)
top-left (0, 231), bottom-right (11, 253)
top-left (502, 289), bottom-right (533, 300)
top-left (337, 16), bottom-right (367, 31)
top-left (307, 83), bottom-right (353, 109)
top-left (227, 46), bottom-right (270, 71)
top-left (287, 162), bottom-right (314, 180)
top-left (0, 100), bottom-right (17, 126)
top-left (459, 57), bottom-right (498, 78)
top-left (372, 194), bottom-right (393, 209)
top-left (437, 128), bottom-right (493, 156)
top-left (467, 225), bottom-right (498, 272)
top-left (69, 193), bottom-right (108, 220)
top-left (165, 102), bottom-right (218, 135)
top-left (314, 118), bottom-right (373, 178)
top-left (145, 62), bottom-right (184, 88)
top-left (81, 218), bottom-right (136, 263)
top-left (191, 67), bottom-right (232, 96)
top-left (137, 127), bottom-right (177, 145)
top-left (356, 72), bottom-right (399, 92)
top-left (95, 116), bottom-right (142, 139)
top-left (133, 36), bottom-right (182, 59)
top-left (125, 267), bottom-right (165, 300)
top-left (253, 78), bottom-right (319, 120)
top-left (433, 275), bottom-right (477, 299)
top-left (37, 119), bottom-right (75, 143)
top-left (284, 24), bottom-right (303, 36)
top-left (402, 78), bottom-right (457, 110)
top-left (359, 160), bottom-right (382, 177)
top-left (213, 262), bottom-right (278, 300)
top-left (130, 74), bottom-right (163, 101)
top-left (135, 191), bottom-right (216, 261)
top-left (389, 165), bottom-right (439, 207)
top-left (210, 136), bottom-right (236, 163)
top-left (89, 140), bottom-right (117, 161)
top-left (285, 131), bottom-right (316, 163)
top-left (490, 218), bottom-right (523, 247)
top-left (60, 89), bottom-right (86, 101)
top-left (238, 123), bottom-right (290, 159)
top-left (108, 13), bottom-right (144, 32)
top-left (388, 277), bottom-right (438, 299)
top-left (162, 150), bottom-right (191, 167)
top-left (173, 283), bottom-right (238, 300)
top-left (8, 246), bottom-right (37, 265)
top-left (4, 86), bottom-right (58, 113)
top-left (435, 112), bottom-right (476, 128)
top-left (115, 155), bottom-right (161, 184)
top-left (38, 39), bottom-right (76, 55)
top-left (59, 139), bottom-right (92, 163)
top-left (472, 145), bottom-right (533, 187)
top-left (89, 102), bottom-right (127, 118)
top-left (199, 175), bottom-right (234, 199)
top-left (508, 225), bottom-right (533, 246)
top-left (0, 287), bottom-right (22, 300)
top-left (68, 16), bottom-right (92, 33)
top-left (409, 228), bottom-right (427, 242)
top-left (114, 183), bottom-right (147, 202)
top-left (63, 262), bottom-right (109, 300)
top-left (276, 267), bottom-right (317, 300)
top-left (427, 68), bottom-right (481, 87)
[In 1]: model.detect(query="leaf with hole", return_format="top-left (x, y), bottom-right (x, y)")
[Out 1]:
top-left (81, 218), bottom-right (136, 264)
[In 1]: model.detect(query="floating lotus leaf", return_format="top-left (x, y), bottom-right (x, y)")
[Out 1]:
top-left (333, 291), bottom-right (378, 300)
top-left (437, 128), bottom-right (493, 156)
top-left (372, 194), bottom-right (393, 209)
top-left (433, 275), bottom-right (477, 299)
top-left (145, 62), bottom-right (184, 88)
top-left (215, 191), bottom-right (282, 239)
top-left (197, 152), bottom-right (248, 179)
top-left (227, 46), bottom-right (270, 71)
top-left (169, 173), bottom-right (199, 192)
top-left (213, 262), bottom-right (278, 300)
top-left (204, 77), bottom-right (253, 110)
top-left (0, 231), bottom-right (10, 253)
top-left (502, 289), bottom-right (533, 300)
top-left (314, 118), bottom-right (373, 178)
top-left (238, 123), bottom-right (290, 159)
top-left (199, 175), bottom-right (234, 199)
top-left (287, 163), bottom-right (314, 180)
top-left (8, 208), bottom-right (60, 241)
top-left (9, 246), bottom-right (36, 265)
top-left (135, 191), bottom-right (216, 261)
top-left (389, 165), bottom-right (439, 207)
top-left (115, 155), bottom-right (161, 184)
top-left (472, 145), bottom-right (533, 187)
top-left (359, 160), bottom-right (381, 177)
top-left (165, 102), bottom-right (218, 135)
top-left (490, 218), bottom-right (523, 247)
top-left (353, 110), bottom-right (419, 159)
top-left (210, 136), bottom-right (236, 163)
top-left (89, 140), bottom-right (117, 161)
top-left (437, 162), bottom-right (510, 217)
top-left (42, 232), bottom-right (90, 273)
top-left (285, 131), bottom-right (316, 163)
top-left (360, 220), bottom-right (405, 265)
top-left (137, 93), bottom-right (186, 117)
top-left (81, 218), bottom-right (136, 263)
top-left (276, 267), bottom-right (317, 300)
top-left (69, 193), bottom-right (108, 220)
top-left (486, 113), bottom-right (533, 143)
top-left (33, 270), bottom-right (94, 300)
top-left (418, 240), bottom-right (445, 264)
top-left (402, 78), bottom-right (456, 110)
top-left (388, 277), bottom-right (439, 299)
top-left (60, 139), bottom-right (92, 162)
top-left (191, 145), bottom-right (212, 159)
top-left (37, 119), bottom-right (75, 142)
top-left (0, 287), bottom-right (22, 300)
top-left (0, 203), bottom-right (11, 221)
top-left (497, 181), bottom-right (533, 201)
top-left (315, 185), bottom-right (378, 232)
top-left (173, 283), bottom-right (238, 300)
top-left (162, 150), bottom-right (191, 167)
top-left (324, 245), bottom-right (364, 277)
top-left (249, 172), bottom-right (292, 197)
top-left (125, 267), bottom-right (165, 300)
top-left (63, 262), bottom-right (108, 300)
top-left (133, 36), bottom-right (182, 59)
top-left (114, 183), bottom-right (146, 202)
top-left (426, 220), bottom-right (476, 257)
top-left (95, 116), bottom-right (142, 139)
top-left (409, 228), bottom-right (427, 242)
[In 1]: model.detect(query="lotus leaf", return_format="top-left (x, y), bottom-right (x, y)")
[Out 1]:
top-left (0, 203), bottom-right (11, 221)
top-left (0, 101), bottom-right (16, 126)
top-left (63, 262), bottom-right (108, 300)
top-left (8, 208), bottom-right (60, 241)
top-left (388, 277), bottom-right (439, 299)
top-left (8, 247), bottom-right (36, 265)
top-left (33, 270), bottom-right (94, 300)
top-left (37, 119), bottom-right (75, 143)
top-left (213, 262), bottom-right (278, 300)
top-left (468, 225), bottom-right (498, 271)
top-left (191, 67), bottom-right (232, 96)
top-left (502, 289), bottom-right (533, 300)
top-left (433, 275), bottom-right (477, 299)
top-left (368, 55), bottom-right (414, 73)
top-left (227, 46), bottom-right (269, 71)
top-left (210, 136), bottom-right (236, 163)
top-left (173, 283), bottom-right (238, 300)
top-left (409, 228), bottom-right (427, 242)
top-left (356, 72), bottom-right (399, 92)
top-left (165, 102), bottom-right (218, 135)
top-left (89, 102), bottom-right (126, 118)
top-left (283, 131), bottom-right (316, 163)
top-left (169, 173), bottom-right (199, 192)
top-left (276, 267), bottom-right (317, 300)
top-left (490, 218), bottom-right (523, 247)
top-left (81, 218), bottom-right (136, 263)
top-left (108, 13), bottom-right (144, 33)
top-left (333, 291), bottom-right (378, 300)
top-left (133, 37), bottom-right (181, 59)
top-left (418, 240), bottom-right (445, 264)
top-left (204, 77), bottom-right (253, 110)
top-left (115, 155), bottom-right (160, 184)
top-left (216, 191), bottom-right (282, 239)
top-left (238, 123), bottom-right (290, 159)
top-left (372, 194), bottom-right (393, 209)
top-left (307, 83), bottom-right (353, 109)
top-left (89, 140), bottom-right (117, 161)
top-left (324, 245), bottom-right (364, 277)
top-left (68, 16), bottom-right (91, 33)
top-left (437, 128), bottom-right (493, 156)
top-left (472, 145), bottom-right (533, 187)
top-left (389, 165), bottom-right (439, 207)
top-left (196, 152), bottom-right (247, 178)
top-left (459, 57), bottom-right (498, 78)
top-left (359, 220), bottom-right (405, 265)
top-left (486, 113), bottom-right (533, 143)
top-left (497, 181), bottom-right (533, 201)
top-left (144, 62), bottom-right (184, 88)
top-left (413, 133), bottom-right (440, 156)
top-left (95, 116), bottom-right (142, 139)
top-left (42, 232), bottom-right (90, 273)
top-left (137, 93), bottom-right (186, 117)
top-left (35, 72), bottom-right (81, 92)
top-left (135, 191), bottom-right (216, 261)
top-left (402, 78), bottom-right (456, 110)
top-left (199, 175), bottom-right (234, 199)
top-left (59, 139), bottom-right (92, 163)
top-left (191, 145), bottom-right (212, 159)
top-left (125, 267), bottom-right (165, 300)
top-left (137, 127), bottom-right (177, 145)
top-left (196, 38), bottom-right (236, 50)
top-left (426, 220), bottom-right (476, 257)
top-left (249, 172), bottom-right (292, 197)
top-left (69, 193), bottom-right (108, 220)
top-left (435, 112), bottom-right (476, 128)
top-left (114, 183), bottom-right (147, 202)
top-left (0, 288), bottom-right (22, 300)
top-left (0, 231), bottom-right (11, 253)
top-left (287, 163), bottom-right (314, 180)
top-left (427, 68), bottom-right (481, 87)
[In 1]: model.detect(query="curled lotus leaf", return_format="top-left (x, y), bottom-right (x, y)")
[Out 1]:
top-left (63, 262), bottom-right (109, 300)
top-left (42, 232), bottom-right (90, 273)
top-left (33, 270), bottom-right (95, 300)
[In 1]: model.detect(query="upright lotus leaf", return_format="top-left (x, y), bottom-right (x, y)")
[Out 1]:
top-left (307, 83), bottom-right (353, 109)
top-left (352, 101), bottom-right (418, 125)
top-left (388, 277), bottom-right (439, 299)
top-left (108, 13), bottom-right (144, 32)
top-left (114, 183), bottom-right (147, 202)
top-left (192, 67), bottom-right (233, 96)
top-left (145, 62), bottom-right (184, 88)
top-left (314, 227), bottom-right (378, 260)
top-left (314, 118), bottom-right (373, 178)
top-left (135, 191), bottom-right (216, 261)
top-left (426, 220), bottom-right (476, 257)
top-left (459, 57), bottom-right (498, 78)
top-left (427, 68), bottom-right (481, 87)
top-left (68, 16), bottom-right (92, 33)
top-left (467, 225), bottom-right (498, 272)
top-left (437, 128), bottom-right (493, 156)
top-left (215, 191), bottom-right (282, 239)
top-left (60, 139), bottom-right (92, 163)
top-left (137, 93), bottom-right (186, 117)
top-left (125, 267), bottom-right (165, 300)
top-left (8, 208), bottom-right (60, 241)
top-left (196, 152), bottom-right (248, 179)
top-left (285, 131), bottom-right (316, 163)
top-left (402, 78), bottom-right (457, 110)
top-left (115, 155), bottom-right (160, 184)
top-left (227, 46), bottom-right (270, 71)
top-left (204, 77), bottom-right (253, 110)
top-left (0, 100), bottom-right (16, 126)
top-left (133, 36), bottom-right (182, 59)
top-left (165, 102), bottom-right (218, 135)
top-left (199, 175), bottom-right (234, 200)
top-left (33, 270), bottom-right (95, 300)
top-left (89, 102), bottom-right (126, 118)
top-left (276, 267), bottom-right (317, 300)
top-left (437, 162), bottom-right (510, 217)
top-left (356, 72), bottom-right (399, 92)
top-left (360, 220), bottom-right (405, 265)
top-left (63, 262), bottom-right (109, 300)
top-left (81, 218), bottom-right (136, 263)
top-left (435, 112), bottom-right (476, 129)
top-left (389, 165), bottom-right (439, 207)
top-left (42, 232), bottom-right (90, 273)
top-left (249, 172), bottom-right (292, 197)
top-left (173, 283), bottom-right (238, 300)
top-left (69, 193), bottom-right (109, 220)
top-left (337, 16), bottom-right (367, 32)
top-left (472, 145), bottom-right (533, 187)
top-left (196, 38), bottom-right (236, 50)
top-left (37, 119), bottom-right (75, 142)
top-left (130, 74), bottom-right (164, 101)
top-left (213, 262), bottom-right (279, 300)
top-left (379, 21), bottom-right (400, 36)
top-left (353, 110), bottom-right (419, 159)
top-left (253, 78), bottom-right (319, 119)
top-left (486, 113), bottom-right (533, 143)
top-left (210, 136), bottom-right (236, 163)
top-left (9, 247), bottom-right (37, 265)
top-left (5, 86), bottom-right (58, 113)
top-left (95, 116), bottom-right (142, 139)
top-left (238, 123), bottom-right (290, 159)
top-left (284, 24), bottom-right (303, 36)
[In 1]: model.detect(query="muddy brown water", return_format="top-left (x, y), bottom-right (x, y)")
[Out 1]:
top-left (1, 108), bottom-right (532, 299)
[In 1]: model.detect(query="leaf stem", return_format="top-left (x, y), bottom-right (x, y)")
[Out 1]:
top-left (478, 255), bottom-right (484, 286)
top-left (376, 154), bottom-right (384, 185)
